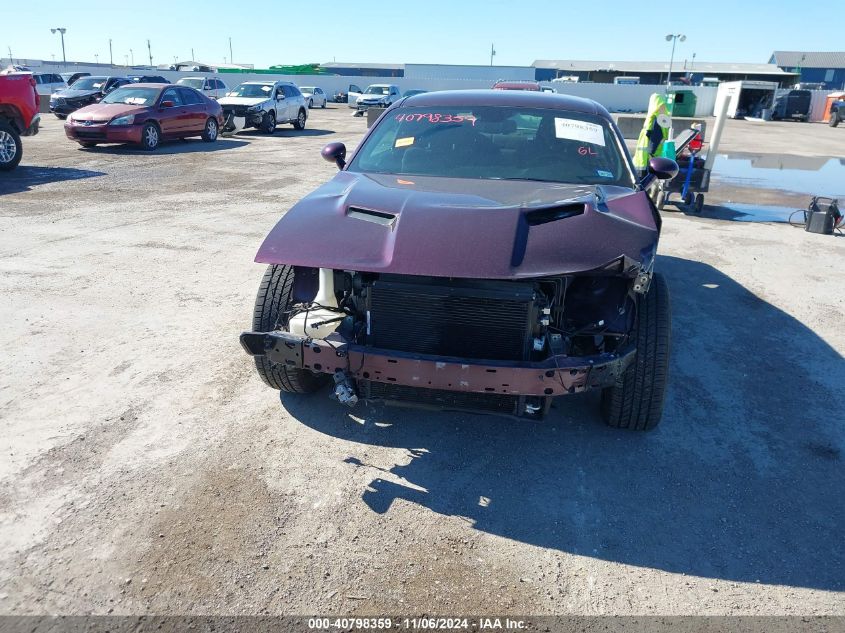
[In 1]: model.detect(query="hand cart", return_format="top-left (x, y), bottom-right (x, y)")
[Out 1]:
top-left (653, 127), bottom-right (710, 214)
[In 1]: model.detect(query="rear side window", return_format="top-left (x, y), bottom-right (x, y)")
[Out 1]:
top-left (215, 80), bottom-right (226, 90)
top-left (180, 88), bottom-right (202, 105)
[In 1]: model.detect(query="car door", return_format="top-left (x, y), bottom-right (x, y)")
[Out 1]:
top-left (178, 87), bottom-right (207, 132)
top-left (158, 86), bottom-right (187, 135)
top-left (282, 85), bottom-right (298, 121)
top-left (315, 87), bottom-right (325, 106)
top-left (348, 84), bottom-right (363, 105)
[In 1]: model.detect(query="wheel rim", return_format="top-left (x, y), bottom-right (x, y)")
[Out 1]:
top-left (145, 126), bottom-right (158, 147)
top-left (207, 119), bottom-right (217, 140)
top-left (0, 130), bottom-right (16, 163)
top-left (267, 114), bottom-right (274, 130)
top-left (298, 112), bottom-right (305, 127)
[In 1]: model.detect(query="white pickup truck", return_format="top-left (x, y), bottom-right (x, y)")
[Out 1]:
top-left (218, 81), bottom-right (308, 134)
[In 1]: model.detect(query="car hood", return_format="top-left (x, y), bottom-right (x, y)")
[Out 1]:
top-left (52, 88), bottom-right (101, 99)
top-left (256, 172), bottom-right (659, 279)
top-left (70, 103), bottom-right (149, 122)
top-left (217, 96), bottom-right (268, 106)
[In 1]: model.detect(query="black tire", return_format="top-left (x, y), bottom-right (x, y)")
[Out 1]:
top-left (293, 108), bottom-right (306, 130)
top-left (55, 114), bottom-right (67, 120)
top-left (0, 121), bottom-right (23, 171)
top-left (830, 112), bottom-right (840, 128)
top-left (308, 98), bottom-right (313, 109)
top-left (321, 100), bottom-right (326, 109)
top-left (201, 117), bottom-right (218, 142)
top-left (79, 142), bottom-right (98, 148)
top-left (683, 191), bottom-right (694, 207)
top-left (261, 111), bottom-right (276, 134)
top-left (600, 273), bottom-right (671, 431)
top-left (694, 193), bottom-right (704, 213)
top-left (252, 265), bottom-right (329, 393)
top-left (140, 122), bottom-right (160, 151)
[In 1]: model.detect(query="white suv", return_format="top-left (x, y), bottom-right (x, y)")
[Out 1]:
top-left (355, 84), bottom-right (401, 114)
top-left (176, 76), bottom-right (228, 100)
top-left (218, 81), bottom-right (308, 134)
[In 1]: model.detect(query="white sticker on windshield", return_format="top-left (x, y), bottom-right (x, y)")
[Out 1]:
top-left (261, 85), bottom-right (271, 92)
top-left (554, 118), bottom-right (605, 146)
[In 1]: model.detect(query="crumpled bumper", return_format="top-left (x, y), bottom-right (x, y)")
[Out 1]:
top-left (240, 330), bottom-right (634, 397)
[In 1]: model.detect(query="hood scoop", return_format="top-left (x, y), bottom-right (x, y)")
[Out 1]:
top-left (346, 206), bottom-right (397, 228)
top-left (524, 202), bottom-right (586, 226)
top-left (511, 200), bottom-right (589, 268)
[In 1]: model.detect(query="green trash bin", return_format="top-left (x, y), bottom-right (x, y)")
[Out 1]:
top-left (667, 90), bottom-right (697, 117)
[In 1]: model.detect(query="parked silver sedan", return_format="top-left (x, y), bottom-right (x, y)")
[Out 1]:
top-left (299, 86), bottom-right (327, 109)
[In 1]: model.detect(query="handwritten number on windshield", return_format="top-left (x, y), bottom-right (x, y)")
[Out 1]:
top-left (395, 113), bottom-right (477, 126)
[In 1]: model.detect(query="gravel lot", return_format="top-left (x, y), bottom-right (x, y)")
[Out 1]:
top-left (1, 107), bottom-right (843, 616)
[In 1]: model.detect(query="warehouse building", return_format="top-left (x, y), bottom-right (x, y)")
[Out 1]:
top-left (769, 51), bottom-right (845, 89)
top-left (532, 59), bottom-right (797, 86)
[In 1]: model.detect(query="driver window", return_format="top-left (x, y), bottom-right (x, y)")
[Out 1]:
top-left (162, 89), bottom-right (183, 106)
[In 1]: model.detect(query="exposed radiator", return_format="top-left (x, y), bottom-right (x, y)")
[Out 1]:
top-left (367, 278), bottom-right (536, 361)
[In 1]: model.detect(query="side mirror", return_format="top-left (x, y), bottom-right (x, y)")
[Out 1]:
top-left (160, 100), bottom-right (175, 108)
top-left (648, 156), bottom-right (679, 180)
top-left (321, 142), bottom-right (347, 169)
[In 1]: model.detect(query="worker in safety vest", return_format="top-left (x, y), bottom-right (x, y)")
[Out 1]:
top-left (633, 93), bottom-right (671, 175)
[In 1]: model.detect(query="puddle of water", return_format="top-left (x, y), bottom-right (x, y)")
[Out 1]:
top-left (711, 154), bottom-right (845, 198)
top-left (709, 203), bottom-right (804, 223)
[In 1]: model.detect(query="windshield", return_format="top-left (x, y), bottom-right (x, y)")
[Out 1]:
top-left (227, 83), bottom-right (273, 98)
top-left (70, 76), bottom-right (107, 91)
top-left (177, 78), bottom-right (204, 89)
top-left (365, 86), bottom-right (390, 95)
top-left (101, 87), bottom-right (161, 106)
top-left (349, 106), bottom-right (634, 187)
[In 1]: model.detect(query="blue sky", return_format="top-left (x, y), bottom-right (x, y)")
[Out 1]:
top-left (6, 0), bottom-right (845, 68)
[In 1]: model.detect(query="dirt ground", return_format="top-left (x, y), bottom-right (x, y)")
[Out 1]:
top-left (0, 107), bottom-right (843, 616)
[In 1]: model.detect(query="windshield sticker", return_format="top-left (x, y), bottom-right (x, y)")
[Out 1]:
top-left (261, 85), bottom-right (272, 92)
top-left (395, 136), bottom-right (415, 148)
top-left (395, 113), bottom-right (477, 126)
top-left (596, 170), bottom-right (614, 178)
top-left (125, 97), bottom-right (147, 105)
top-left (92, 82), bottom-right (104, 89)
top-left (554, 118), bottom-right (605, 146)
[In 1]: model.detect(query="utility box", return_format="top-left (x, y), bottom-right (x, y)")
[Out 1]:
top-left (668, 90), bottom-right (697, 117)
top-left (714, 80), bottom-right (778, 119)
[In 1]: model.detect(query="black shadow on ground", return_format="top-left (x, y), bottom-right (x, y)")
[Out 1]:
top-left (282, 254), bottom-right (844, 590)
top-left (83, 138), bottom-right (248, 155)
top-left (236, 128), bottom-right (335, 138)
top-left (0, 165), bottom-right (106, 195)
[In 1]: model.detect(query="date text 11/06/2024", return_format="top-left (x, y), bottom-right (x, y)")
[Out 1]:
top-left (307, 617), bottom-right (527, 630)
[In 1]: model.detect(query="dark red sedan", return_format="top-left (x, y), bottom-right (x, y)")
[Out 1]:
top-left (64, 83), bottom-right (224, 150)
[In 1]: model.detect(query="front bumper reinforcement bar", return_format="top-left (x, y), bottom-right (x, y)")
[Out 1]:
top-left (240, 331), bottom-right (634, 397)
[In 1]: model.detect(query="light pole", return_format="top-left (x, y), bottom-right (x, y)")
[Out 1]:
top-left (50, 28), bottom-right (67, 65)
top-left (109, 39), bottom-right (113, 65)
top-left (129, 48), bottom-right (134, 66)
top-left (229, 37), bottom-right (233, 65)
top-left (95, 54), bottom-right (98, 63)
top-left (665, 33), bottom-right (686, 88)
top-left (490, 43), bottom-right (496, 67)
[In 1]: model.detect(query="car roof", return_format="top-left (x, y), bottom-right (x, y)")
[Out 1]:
top-left (124, 83), bottom-right (169, 89)
top-left (400, 89), bottom-right (609, 119)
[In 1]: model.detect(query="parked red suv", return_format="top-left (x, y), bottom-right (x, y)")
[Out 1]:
top-left (0, 72), bottom-right (40, 170)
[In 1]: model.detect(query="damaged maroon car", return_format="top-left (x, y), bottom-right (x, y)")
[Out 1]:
top-left (240, 90), bottom-right (678, 429)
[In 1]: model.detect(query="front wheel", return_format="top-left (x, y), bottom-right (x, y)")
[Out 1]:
top-left (261, 111), bottom-right (276, 134)
top-left (321, 99), bottom-right (326, 109)
top-left (293, 108), bottom-right (306, 130)
top-left (252, 265), bottom-right (330, 393)
top-left (140, 122), bottom-right (160, 150)
top-left (0, 121), bottom-right (23, 171)
top-left (201, 117), bottom-right (218, 142)
top-left (830, 113), bottom-right (840, 128)
top-left (308, 98), bottom-right (313, 109)
top-left (600, 273), bottom-right (671, 431)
